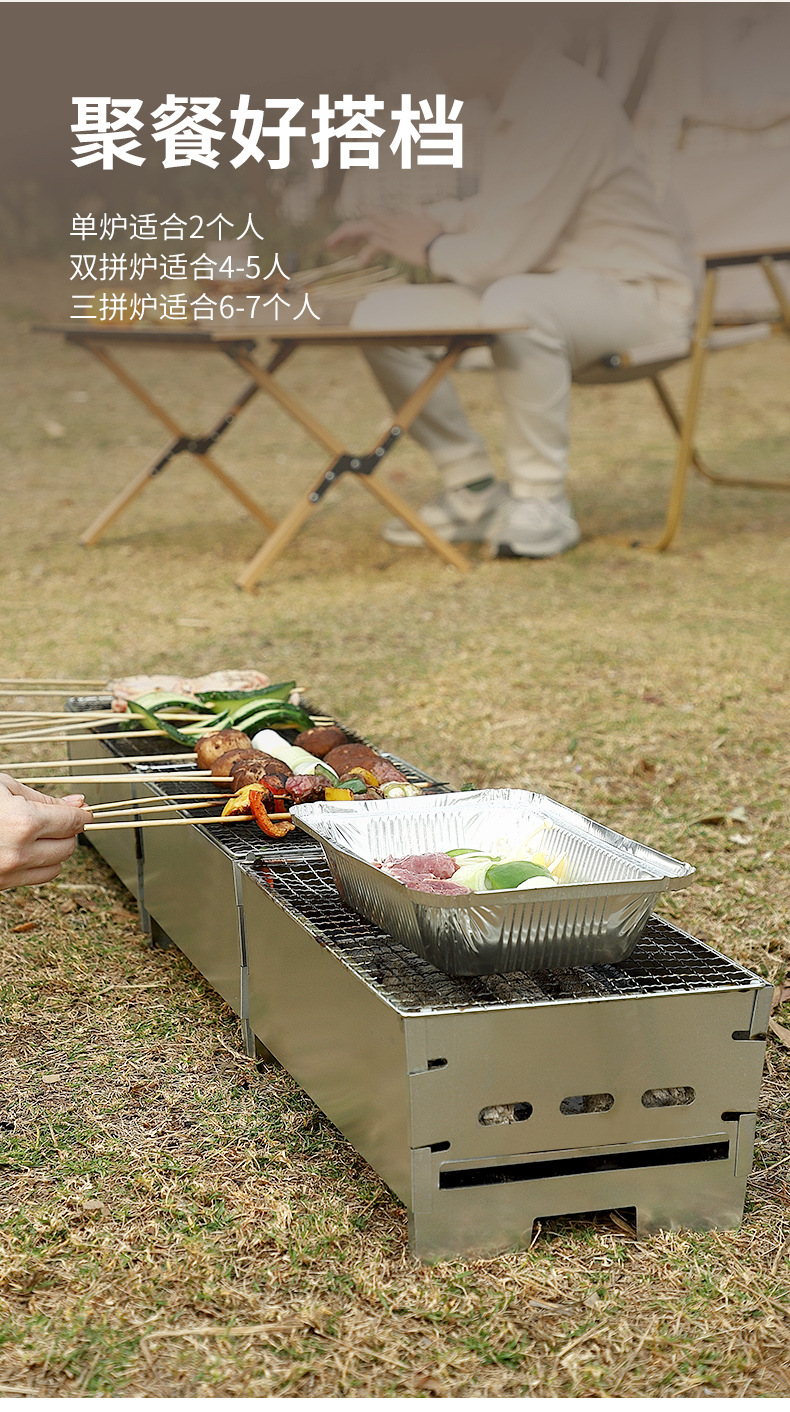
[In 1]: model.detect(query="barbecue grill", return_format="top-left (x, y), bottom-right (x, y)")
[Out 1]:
top-left (66, 700), bottom-right (771, 1261)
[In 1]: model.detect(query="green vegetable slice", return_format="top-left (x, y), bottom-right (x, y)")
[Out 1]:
top-left (187, 703), bottom-right (314, 740)
top-left (123, 700), bottom-right (198, 746)
top-left (315, 762), bottom-right (339, 781)
top-left (222, 697), bottom-right (309, 724)
top-left (224, 702), bottom-right (284, 727)
top-left (131, 692), bottom-right (214, 714)
top-left (342, 776), bottom-right (369, 794)
top-left (175, 720), bottom-right (217, 737)
top-left (484, 861), bottom-right (556, 890)
top-left (195, 681), bottom-right (296, 709)
top-left (234, 703), bottom-right (314, 734)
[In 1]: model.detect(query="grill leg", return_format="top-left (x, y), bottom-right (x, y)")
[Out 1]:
top-left (254, 1034), bottom-right (280, 1067)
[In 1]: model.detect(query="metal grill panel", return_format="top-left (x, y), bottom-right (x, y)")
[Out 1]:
top-left (66, 699), bottom-right (771, 1259)
top-left (67, 699), bottom-right (756, 1013)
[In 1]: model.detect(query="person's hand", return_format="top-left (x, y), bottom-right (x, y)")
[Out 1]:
top-left (326, 209), bottom-right (444, 267)
top-left (0, 774), bottom-right (93, 890)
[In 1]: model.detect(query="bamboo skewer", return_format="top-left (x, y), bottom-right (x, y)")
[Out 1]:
top-left (0, 731), bottom-right (200, 749)
top-left (0, 711), bottom-right (117, 722)
top-left (0, 707), bottom-right (314, 721)
top-left (2, 752), bottom-right (194, 772)
top-left (0, 729), bottom-right (201, 746)
top-left (0, 707), bottom-right (197, 719)
top-left (89, 790), bottom-right (223, 809)
top-left (90, 797), bottom-right (226, 818)
top-left (0, 726), bottom-right (331, 746)
top-left (0, 722), bottom-right (84, 735)
top-left (86, 813), bottom-right (291, 832)
top-left (19, 772), bottom-right (432, 799)
top-left (0, 718), bottom-right (119, 733)
top-left (0, 709), bottom-right (116, 719)
top-left (0, 710), bottom-right (201, 731)
top-left (87, 816), bottom-right (238, 831)
top-left (20, 772), bottom-right (219, 786)
top-left (0, 718), bottom-right (128, 735)
top-left (0, 713), bottom-right (329, 743)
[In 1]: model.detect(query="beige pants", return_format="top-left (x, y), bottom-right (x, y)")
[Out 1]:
top-left (354, 270), bottom-right (692, 498)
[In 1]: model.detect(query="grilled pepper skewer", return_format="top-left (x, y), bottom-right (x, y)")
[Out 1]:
top-left (249, 783), bottom-right (295, 837)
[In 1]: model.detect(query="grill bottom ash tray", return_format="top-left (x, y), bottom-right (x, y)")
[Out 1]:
top-left (67, 707), bottom-right (772, 1262)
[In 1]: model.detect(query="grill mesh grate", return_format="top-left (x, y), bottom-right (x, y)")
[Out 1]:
top-left (241, 855), bottom-right (755, 1015)
top-left (68, 699), bottom-right (756, 1015)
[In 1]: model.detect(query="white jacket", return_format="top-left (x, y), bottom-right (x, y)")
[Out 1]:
top-left (425, 43), bottom-right (694, 318)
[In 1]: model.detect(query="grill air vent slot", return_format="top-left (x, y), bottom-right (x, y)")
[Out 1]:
top-left (479, 1102), bottom-right (533, 1126)
top-left (439, 1140), bottom-right (730, 1189)
top-left (642, 1086), bottom-right (695, 1108)
top-left (560, 1093), bottom-right (614, 1115)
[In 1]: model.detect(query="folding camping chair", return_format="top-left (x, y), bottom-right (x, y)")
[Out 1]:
top-left (574, 135), bottom-right (790, 550)
top-left (574, 247), bottom-right (790, 550)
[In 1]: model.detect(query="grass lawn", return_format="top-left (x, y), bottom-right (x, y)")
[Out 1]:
top-left (0, 258), bottom-right (789, 1396)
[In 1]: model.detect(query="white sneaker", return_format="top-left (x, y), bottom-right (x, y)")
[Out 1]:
top-left (380, 481), bottom-right (508, 547)
top-left (486, 493), bottom-right (581, 558)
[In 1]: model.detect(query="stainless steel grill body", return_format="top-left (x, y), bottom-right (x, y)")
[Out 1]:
top-left (239, 863), bottom-right (769, 1259)
top-left (67, 708), bottom-right (771, 1262)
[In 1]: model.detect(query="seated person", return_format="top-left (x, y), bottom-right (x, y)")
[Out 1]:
top-left (0, 774), bottom-right (92, 890)
top-left (328, 34), bottom-right (694, 558)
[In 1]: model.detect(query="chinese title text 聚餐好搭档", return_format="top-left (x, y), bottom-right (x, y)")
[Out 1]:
top-left (71, 94), bottom-right (464, 170)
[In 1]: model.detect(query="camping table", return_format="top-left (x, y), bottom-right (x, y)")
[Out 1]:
top-left (37, 324), bottom-right (501, 587)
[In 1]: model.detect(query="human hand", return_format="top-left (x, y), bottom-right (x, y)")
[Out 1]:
top-left (326, 209), bottom-right (444, 267)
top-left (0, 774), bottom-right (94, 889)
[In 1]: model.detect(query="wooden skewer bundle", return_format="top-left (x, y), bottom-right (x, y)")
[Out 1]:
top-left (0, 709), bottom-right (114, 719)
top-left (89, 794), bottom-right (225, 815)
top-left (0, 688), bottom-right (417, 811)
top-left (87, 815), bottom-right (245, 831)
top-left (0, 716), bottom-right (335, 746)
top-left (0, 710), bottom-right (196, 721)
top-left (1, 752), bottom-right (195, 771)
top-left (86, 812), bottom-right (291, 832)
top-left (19, 772), bottom-right (220, 786)
top-left (0, 715), bottom-right (117, 731)
top-left (0, 709), bottom-right (203, 731)
top-left (0, 729), bottom-right (201, 746)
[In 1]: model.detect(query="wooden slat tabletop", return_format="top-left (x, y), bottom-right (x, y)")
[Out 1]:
top-left (35, 324), bottom-right (509, 347)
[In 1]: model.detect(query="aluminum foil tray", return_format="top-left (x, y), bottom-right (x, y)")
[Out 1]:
top-left (291, 790), bottom-right (695, 976)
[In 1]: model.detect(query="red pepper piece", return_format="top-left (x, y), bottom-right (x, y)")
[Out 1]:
top-left (249, 784), bottom-right (295, 838)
